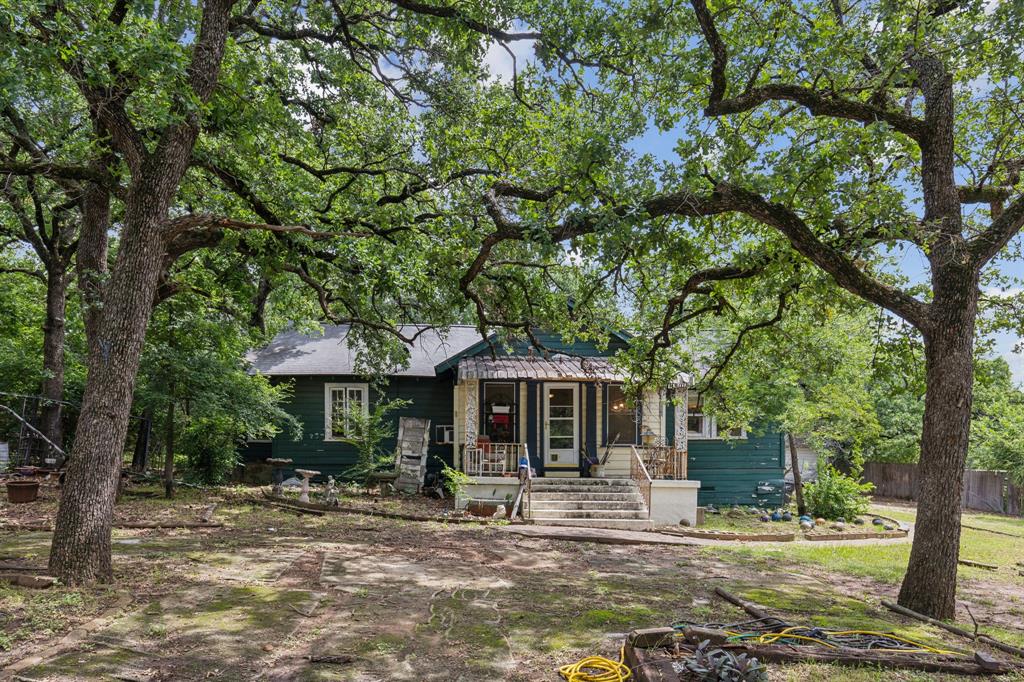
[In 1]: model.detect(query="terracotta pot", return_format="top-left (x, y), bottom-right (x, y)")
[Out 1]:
top-left (6, 480), bottom-right (40, 503)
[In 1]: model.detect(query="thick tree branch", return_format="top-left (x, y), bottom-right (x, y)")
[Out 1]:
top-left (641, 183), bottom-right (931, 327)
top-left (689, 0), bottom-right (927, 141)
top-left (0, 160), bottom-right (108, 184)
top-left (970, 193), bottom-right (1024, 266)
top-left (164, 214), bottom-right (368, 240)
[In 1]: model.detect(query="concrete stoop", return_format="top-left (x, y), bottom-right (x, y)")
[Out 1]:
top-left (526, 478), bottom-right (652, 530)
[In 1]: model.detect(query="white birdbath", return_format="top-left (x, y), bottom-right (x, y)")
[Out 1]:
top-left (294, 469), bottom-right (320, 503)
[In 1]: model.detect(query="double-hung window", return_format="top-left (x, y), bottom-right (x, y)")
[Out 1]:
top-left (324, 383), bottom-right (368, 441)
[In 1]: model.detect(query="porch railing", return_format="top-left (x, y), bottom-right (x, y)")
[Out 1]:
top-left (629, 445), bottom-right (653, 517)
top-left (634, 445), bottom-right (687, 480)
top-left (462, 442), bottom-right (526, 476)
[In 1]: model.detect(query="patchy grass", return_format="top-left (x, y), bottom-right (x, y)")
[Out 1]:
top-left (3, 488), bottom-right (1024, 681)
top-left (0, 583), bottom-right (103, 656)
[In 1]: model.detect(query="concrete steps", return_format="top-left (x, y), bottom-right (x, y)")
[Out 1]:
top-left (525, 517), bottom-right (653, 530)
top-left (526, 477), bottom-right (651, 530)
top-left (530, 500), bottom-right (643, 511)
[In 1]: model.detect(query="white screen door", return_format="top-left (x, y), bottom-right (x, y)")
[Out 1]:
top-left (544, 383), bottom-right (578, 466)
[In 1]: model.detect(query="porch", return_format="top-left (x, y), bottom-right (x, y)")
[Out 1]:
top-left (450, 354), bottom-right (698, 527)
top-left (453, 354), bottom-right (693, 479)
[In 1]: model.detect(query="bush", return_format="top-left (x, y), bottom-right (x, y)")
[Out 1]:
top-left (803, 463), bottom-right (873, 520)
top-left (180, 416), bottom-right (240, 484)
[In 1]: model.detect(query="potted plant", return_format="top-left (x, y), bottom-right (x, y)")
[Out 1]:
top-left (6, 479), bottom-right (40, 503)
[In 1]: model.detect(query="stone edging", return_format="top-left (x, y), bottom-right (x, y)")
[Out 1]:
top-left (257, 492), bottom-right (497, 525)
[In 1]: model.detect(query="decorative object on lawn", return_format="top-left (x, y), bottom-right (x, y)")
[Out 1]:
top-left (294, 469), bottom-right (320, 503)
top-left (266, 458), bottom-right (293, 495)
top-left (683, 639), bottom-right (768, 681)
top-left (393, 417), bottom-right (431, 494)
top-left (6, 480), bottom-right (40, 503)
top-left (323, 476), bottom-right (340, 506)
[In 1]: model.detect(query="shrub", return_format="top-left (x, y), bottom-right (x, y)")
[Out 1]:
top-left (338, 398), bottom-right (411, 485)
top-left (803, 462), bottom-right (874, 520)
top-left (437, 460), bottom-right (473, 498)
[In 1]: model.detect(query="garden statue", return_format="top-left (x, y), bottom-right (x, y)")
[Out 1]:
top-left (324, 476), bottom-right (339, 506)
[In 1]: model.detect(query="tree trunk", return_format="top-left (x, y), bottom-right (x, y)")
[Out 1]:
top-left (39, 264), bottom-right (67, 464)
top-left (48, 201), bottom-right (168, 585)
top-left (787, 432), bottom-right (806, 517)
top-left (78, 175), bottom-right (110, 362)
top-left (164, 398), bottom-right (176, 499)
top-left (131, 407), bottom-right (154, 472)
top-left (897, 277), bottom-right (978, 620)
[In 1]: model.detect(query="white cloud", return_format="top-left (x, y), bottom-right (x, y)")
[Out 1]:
top-left (983, 285), bottom-right (1024, 299)
top-left (481, 39), bottom-right (536, 84)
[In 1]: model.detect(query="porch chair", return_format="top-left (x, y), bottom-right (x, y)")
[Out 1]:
top-left (392, 417), bottom-right (431, 493)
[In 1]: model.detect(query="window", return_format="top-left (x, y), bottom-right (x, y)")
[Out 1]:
top-left (435, 424), bottom-right (454, 444)
top-left (687, 396), bottom-right (710, 438)
top-left (687, 396), bottom-right (746, 439)
top-left (324, 383), bottom-right (368, 441)
top-left (606, 384), bottom-right (639, 445)
top-left (483, 382), bottom-right (517, 443)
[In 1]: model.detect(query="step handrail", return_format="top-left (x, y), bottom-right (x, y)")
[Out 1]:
top-left (629, 445), bottom-right (653, 518)
top-left (510, 444), bottom-right (532, 519)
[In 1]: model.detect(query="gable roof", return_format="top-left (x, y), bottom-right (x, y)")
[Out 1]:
top-left (247, 325), bottom-right (483, 377)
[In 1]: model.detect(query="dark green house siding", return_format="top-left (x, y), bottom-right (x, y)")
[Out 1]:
top-left (688, 431), bottom-right (786, 507)
top-left (254, 375), bottom-right (455, 480)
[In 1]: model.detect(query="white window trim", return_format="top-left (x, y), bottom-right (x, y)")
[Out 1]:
top-left (324, 382), bottom-right (369, 441)
top-left (686, 401), bottom-right (747, 440)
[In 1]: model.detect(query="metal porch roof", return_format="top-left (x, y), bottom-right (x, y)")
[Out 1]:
top-left (456, 355), bottom-right (625, 382)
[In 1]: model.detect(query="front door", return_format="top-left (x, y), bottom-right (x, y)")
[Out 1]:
top-left (544, 383), bottom-right (578, 467)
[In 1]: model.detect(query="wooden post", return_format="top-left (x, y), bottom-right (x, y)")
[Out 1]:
top-left (788, 432), bottom-right (806, 516)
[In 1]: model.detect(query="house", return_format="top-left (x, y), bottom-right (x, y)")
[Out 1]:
top-left (244, 324), bottom-right (786, 527)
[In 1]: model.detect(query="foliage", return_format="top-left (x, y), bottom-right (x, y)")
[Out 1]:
top-left (136, 296), bottom-right (300, 484)
top-left (684, 640), bottom-right (768, 682)
top-left (803, 463), bottom-right (874, 521)
top-left (437, 460), bottom-right (473, 499)
top-left (338, 397), bottom-right (411, 485)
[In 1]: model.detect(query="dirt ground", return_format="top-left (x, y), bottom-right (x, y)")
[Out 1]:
top-left (2, 486), bottom-right (1024, 681)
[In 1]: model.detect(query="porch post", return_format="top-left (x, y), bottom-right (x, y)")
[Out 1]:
top-left (464, 379), bottom-right (479, 450)
top-left (674, 379), bottom-right (687, 454)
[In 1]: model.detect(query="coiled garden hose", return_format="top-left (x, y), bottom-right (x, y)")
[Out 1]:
top-left (558, 646), bottom-right (632, 682)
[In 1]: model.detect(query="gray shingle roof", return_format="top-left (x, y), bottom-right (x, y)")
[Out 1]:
top-left (247, 325), bottom-right (484, 377)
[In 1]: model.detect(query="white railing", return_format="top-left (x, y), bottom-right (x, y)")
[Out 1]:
top-left (462, 442), bottom-right (526, 476)
top-left (634, 445), bottom-right (688, 480)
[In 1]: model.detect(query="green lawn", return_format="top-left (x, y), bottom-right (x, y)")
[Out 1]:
top-left (707, 504), bottom-right (1024, 650)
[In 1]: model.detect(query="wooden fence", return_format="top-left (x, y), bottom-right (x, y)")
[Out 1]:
top-left (861, 462), bottom-right (1024, 516)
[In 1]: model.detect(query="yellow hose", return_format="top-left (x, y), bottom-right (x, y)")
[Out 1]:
top-left (726, 626), bottom-right (958, 655)
top-left (558, 646), bottom-right (632, 682)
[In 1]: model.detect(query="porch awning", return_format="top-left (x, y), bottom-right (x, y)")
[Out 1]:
top-left (457, 355), bottom-right (625, 382)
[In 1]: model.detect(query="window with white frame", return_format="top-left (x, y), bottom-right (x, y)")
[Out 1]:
top-left (686, 396), bottom-right (746, 439)
top-left (324, 383), bottom-right (368, 440)
top-left (686, 396), bottom-right (711, 438)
